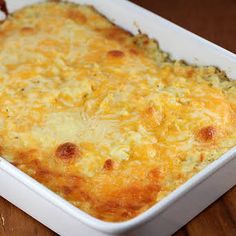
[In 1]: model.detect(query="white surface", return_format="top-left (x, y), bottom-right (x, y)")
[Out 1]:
top-left (1, 0), bottom-right (236, 235)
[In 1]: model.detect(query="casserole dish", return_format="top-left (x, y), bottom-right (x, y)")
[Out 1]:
top-left (0, 0), bottom-right (235, 235)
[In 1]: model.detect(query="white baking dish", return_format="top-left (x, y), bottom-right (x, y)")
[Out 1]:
top-left (0, 0), bottom-right (235, 235)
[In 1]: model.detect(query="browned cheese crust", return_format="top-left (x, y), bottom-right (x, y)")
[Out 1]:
top-left (0, 2), bottom-right (235, 222)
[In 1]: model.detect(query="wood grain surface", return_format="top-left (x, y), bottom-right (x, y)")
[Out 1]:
top-left (0, 0), bottom-right (236, 235)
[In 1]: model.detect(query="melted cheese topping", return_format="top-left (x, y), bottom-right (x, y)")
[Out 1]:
top-left (0, 2), bottom-right (236, 222)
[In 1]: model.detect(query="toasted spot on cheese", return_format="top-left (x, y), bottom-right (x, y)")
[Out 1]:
top-left (107, 50), bottom-right (125, 58)
top-left (55, 142), bottom-right (80, 161)
top-left (103, 159), bottom-right (114, 171)
top-left (20, 26), bottom-right (35, 35)
top-left (67, 8), bottom-right (87, 24)
top-left (0, 1), bottom-right (235, 222)
top-left (197, 125), bottom-right (217, 142)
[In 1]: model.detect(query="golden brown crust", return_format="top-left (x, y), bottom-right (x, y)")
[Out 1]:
top-left (0, 2), bottom-right (235, 222)
top-left (103, 159), bottom-right (114, 171)
top-left (20, 27), bottom-right (35, 35)
top-left (197, 126), bottom-right (217, 142)
top-left (55, 142), bottom-right (80, 161)
top-left (107, 50), bottom-right (125, 58)
top-left (93, 182), bottom-right (160, 220)
top-left (67, 8), bottom-right (87, 24)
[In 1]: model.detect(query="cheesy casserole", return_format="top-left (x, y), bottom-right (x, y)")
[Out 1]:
top-left (0, 1), bottom-right (235, 222)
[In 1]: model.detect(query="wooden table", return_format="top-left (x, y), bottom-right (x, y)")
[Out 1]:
top-left (0, 0), bottom-right (236, 235)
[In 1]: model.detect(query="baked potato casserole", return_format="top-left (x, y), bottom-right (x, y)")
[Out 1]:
top-left (0, 1), bottom-right (235, 222)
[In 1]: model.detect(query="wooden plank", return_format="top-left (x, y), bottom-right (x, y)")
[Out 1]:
top-left (185, 188), bottom-right (236, 236)
top-left (0, 197), bottom-right (55, 236)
